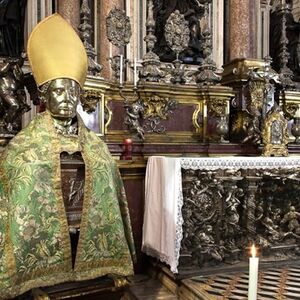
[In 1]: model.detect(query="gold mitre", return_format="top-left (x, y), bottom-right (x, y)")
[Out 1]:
top-left (27, 13), bottom-right (88, 88)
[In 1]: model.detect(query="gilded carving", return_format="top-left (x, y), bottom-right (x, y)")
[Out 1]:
top-left (142, 95), bottom-right (177, 134)
top-left (192, 103), bottom-right (202, 133)
top-left (248, 81), bottom-right (264, 111)
top-left (143, 95), bottom-right (177, 120)
top-left (207, 98), bottom-right (227, 117)
top-left (106, 8), bottom-right (132, 48)
top-left (262, 106), bottom-right (289, 157)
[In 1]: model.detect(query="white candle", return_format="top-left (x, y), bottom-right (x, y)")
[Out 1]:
top-left (109, 44), bottom-right (112, 59)
top-left (119, 54), bottom-right (123, 86)
top-left (134, 57), bottom-right (138, 87)
top-left (248, 244), bottom-right (259, 300)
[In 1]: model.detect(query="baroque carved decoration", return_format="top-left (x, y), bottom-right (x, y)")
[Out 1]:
top-left (241, 58), bottom-right (278, 145)
top-left (153, 0), bottom-right (205, 64)
top-left (181, 169), bottom-right (224, 267)
top-left (284, 102), bottom-right (298, 119)
top-left (0, 54), bottom-right (30, 135)
top-left (196, 2), bottom-right (221, 85)
top-left (124, 97), bottom-right (145, 140)
top-left (270, 2), bottom-right (296, 88)
top-left (207, 98), bottom-right (229, 143)
top-left (164, 10), bottom-right (189, 84)
top-left (181, 166), bottom-right (300, 270)
top-left (106, 8), bottom-right (132, 48)
top-left (262, 105), bottom-right (289, 157)
top-left (81, 89), bottom-right (102, 113)
top-left (165, 10), bottom-right (189, 56)
top-left (140, 0), bottom-right (164, 82)
top-left (78, 0), bottom-right (102, 76)
top-left (207, 98), bottom-right (227, 117)
top-left (143, 95), bottom-right (178, 133)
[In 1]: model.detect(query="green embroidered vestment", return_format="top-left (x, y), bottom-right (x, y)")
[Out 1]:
top-left (0, 112), bottom-right (135, 299)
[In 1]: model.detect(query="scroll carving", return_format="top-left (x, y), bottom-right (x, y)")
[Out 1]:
top-left (143, 95), bottom-right (178, 133)
top-left (181, 167), bottom-right (300, 270)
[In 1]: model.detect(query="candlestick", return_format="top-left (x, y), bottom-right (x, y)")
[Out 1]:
top-left (248, 244), bottom-right (259, 300)
top-left (134, 57), bottom-right (137, 87)
top-left (119, 54), bottom-right (123, 86)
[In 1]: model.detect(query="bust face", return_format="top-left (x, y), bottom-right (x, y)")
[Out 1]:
top-left (45, 78), bottom-right (80, 120)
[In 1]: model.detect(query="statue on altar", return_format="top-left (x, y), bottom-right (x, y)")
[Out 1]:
top-left (0, 14), bottom-right (135, 299)
top-left (0, 52), bottom-right (30, 133)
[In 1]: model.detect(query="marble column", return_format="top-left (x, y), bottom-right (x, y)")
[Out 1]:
top-left (98, 0), bottom-right (124, 79)
top-left (228, 0), bottom-right (258, 60)
top-left (57, 0), bottom-right (81, 33)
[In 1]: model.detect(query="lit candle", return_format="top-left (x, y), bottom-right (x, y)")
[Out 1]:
top-left (248, 244), bottom-right (259, 300)
top-left (122, 138), bottom-right (133, 160)
top-left (134, 57), bottom-right (137, 87)
top-left (119, 54), bottom-right (123, 86)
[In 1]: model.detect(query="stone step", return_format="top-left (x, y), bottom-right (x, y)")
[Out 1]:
top-left (125, 275), bottom-right (179, 300)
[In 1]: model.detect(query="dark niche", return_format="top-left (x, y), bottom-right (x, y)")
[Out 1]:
top-left (0, 0), bottom-right (27, 57)
top-left (153, 0), bottom-right (205, 64)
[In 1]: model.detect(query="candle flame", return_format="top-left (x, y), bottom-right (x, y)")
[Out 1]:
top-left (251, 244), bottom-right (256, 258)
top-left (124, 138), bottom-right (132, 144)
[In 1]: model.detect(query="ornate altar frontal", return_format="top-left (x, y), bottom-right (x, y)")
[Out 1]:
top-left (143, 156), bottom-right (300, 275)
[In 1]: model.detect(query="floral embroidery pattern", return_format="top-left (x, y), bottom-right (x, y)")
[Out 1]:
top-left (0, 112), bottom-right (135, 298)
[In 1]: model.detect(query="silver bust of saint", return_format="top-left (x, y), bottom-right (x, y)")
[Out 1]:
top-left (271, 120), bottom-right (283, 145)
top-left (39, 78), bottom-right (81, 135)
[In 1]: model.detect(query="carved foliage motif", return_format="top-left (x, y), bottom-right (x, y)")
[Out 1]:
top-left (143, 95), bottom-right (178, 133)
top-left (164, 10), bottom-right (190, 56)
top-left (106, 8), bottom-right (132, 48)
top-left (248, 81), bottom-right (265, 111)
top-left (181, 169), bottom-right (224, 267)
top-left (207, 98), bottom-right (227, 117)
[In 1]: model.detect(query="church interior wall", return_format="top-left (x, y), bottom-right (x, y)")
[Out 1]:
top-left (1, 0), bottom-right (300, 299)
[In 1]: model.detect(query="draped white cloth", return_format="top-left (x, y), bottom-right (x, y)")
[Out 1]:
top-left (142, 156), bottom-right (183, 273)
top-left (142, 156), bottom-right (300, 273)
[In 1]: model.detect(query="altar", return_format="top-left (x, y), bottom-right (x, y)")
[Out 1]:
top-left (142, 156), bottom-right (300, 276)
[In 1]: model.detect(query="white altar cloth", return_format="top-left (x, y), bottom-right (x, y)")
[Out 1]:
top-left (142, 156), bottom-right (300, 273)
